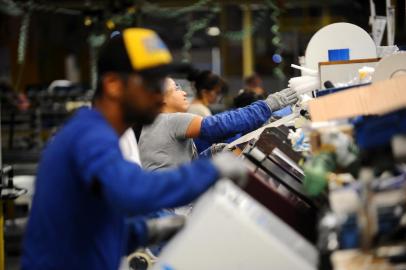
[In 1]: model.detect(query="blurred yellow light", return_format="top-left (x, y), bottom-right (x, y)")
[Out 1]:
top-left (106, 19), bottom-right (115, 30)
top-left (84, 16), bottom-right (92, 26)
top-left (127, 6), bottom-right (137, 14)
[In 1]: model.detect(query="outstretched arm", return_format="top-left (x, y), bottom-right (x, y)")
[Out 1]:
top-left (184, 87), bottom-right (298, 143)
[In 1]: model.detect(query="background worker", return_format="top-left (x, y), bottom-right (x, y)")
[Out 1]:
top-left (243, 73), bottom-right (266, 98)
top-left (187, 69), bottom-right (225, 117)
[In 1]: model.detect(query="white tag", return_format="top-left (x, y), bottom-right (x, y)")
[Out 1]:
top-left (372, 16), bottom-right (387, 46)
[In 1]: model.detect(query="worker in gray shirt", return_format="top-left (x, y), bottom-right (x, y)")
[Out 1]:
top-left (139, 112), bottom-right (197, 170)
top-left (138, 77), bottom-right (298, 170)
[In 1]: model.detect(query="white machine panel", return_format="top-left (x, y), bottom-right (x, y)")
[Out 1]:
top-left (153, 180), bottom-right (318, 270)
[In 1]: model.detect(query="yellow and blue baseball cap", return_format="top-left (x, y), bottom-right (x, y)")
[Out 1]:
top-left (98, 28), bottom-right (191, 77)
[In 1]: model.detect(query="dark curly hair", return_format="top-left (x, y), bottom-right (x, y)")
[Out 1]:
top-left (187, 69), bottom-right (226, 98)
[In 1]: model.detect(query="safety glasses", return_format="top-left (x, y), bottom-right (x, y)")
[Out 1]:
top-left (175, 82), bottom-right (183, 91)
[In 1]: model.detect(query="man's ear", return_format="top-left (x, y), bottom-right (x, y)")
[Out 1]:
top-left (102, 73), bottom-right (124, 100)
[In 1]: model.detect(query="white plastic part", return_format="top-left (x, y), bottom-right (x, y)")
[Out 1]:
top-left (289, 76), bottom-right (320, 95)
top-left (290, 64), bottom-right (318, 76)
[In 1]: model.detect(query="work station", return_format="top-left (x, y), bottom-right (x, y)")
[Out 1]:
top-left (0, 1), bottom-right (405, 269)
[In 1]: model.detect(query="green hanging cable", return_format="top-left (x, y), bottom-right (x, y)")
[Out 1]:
top-left (143, 0), bottom-right (212, 19)
top-left (220, 0), bottom-right (282, 42)
top-left (17, 12), bottom-right (30, 65)
top-left (266, 0), bottom-right (285, 80)
top-left (222, 6), bottom-right (269, 41)
top-left (15, 10), bottom-right (31, 92)
top-left (182, 12), bottom-right (217, 61)
top-left (109, 1), bottom-right (214, 29)
top-left (1, 0), bottom-right (80, 15)
top-left (109, 5), bottom-right (141, 27)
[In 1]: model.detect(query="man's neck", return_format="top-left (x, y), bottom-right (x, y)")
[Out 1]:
top-left (161, 106), bottom-right (176, 113)
top-left (93, 99), bottom-right (129, 136)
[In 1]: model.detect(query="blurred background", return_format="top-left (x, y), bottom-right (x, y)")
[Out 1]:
top-left (0, 0), bottom-right (405, 153)
top-left (1, 1), bottom-right (405, 89)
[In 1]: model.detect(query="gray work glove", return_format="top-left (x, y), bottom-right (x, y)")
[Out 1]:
top-left (210, 143), bottom-right (229, 155)
top-left (265, 87), bottom-right (299, 112)
top-left (211, 152), bottom-right (249, 187)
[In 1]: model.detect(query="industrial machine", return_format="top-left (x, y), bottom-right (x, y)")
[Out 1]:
top-left (145, 22), bottom-right (406, 270)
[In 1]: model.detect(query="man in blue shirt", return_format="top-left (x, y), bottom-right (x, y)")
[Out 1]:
top-left (22, 28), bottom-right (246, 270)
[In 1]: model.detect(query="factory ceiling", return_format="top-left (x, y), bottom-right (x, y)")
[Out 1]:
top-left (1, 0), bottom-right (356, 13)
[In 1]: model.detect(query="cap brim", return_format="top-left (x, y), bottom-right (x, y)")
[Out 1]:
top-left (139, 62), bottom-right (193, 78)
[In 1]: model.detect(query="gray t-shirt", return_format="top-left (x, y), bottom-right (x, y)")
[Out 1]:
top-left (187, 103), bottom-right (212, 117)
top-left (138, 113), bottom-right (197, 171)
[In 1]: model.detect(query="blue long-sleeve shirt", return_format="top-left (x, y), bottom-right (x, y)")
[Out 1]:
top-left (199, 100), bottom-right (272, 144)
top-left (22, 108), bottom-right (218, 270)
top-left (195, 103), bottom-right (291, 153)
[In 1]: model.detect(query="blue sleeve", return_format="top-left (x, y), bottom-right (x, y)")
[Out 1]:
top-left (125, 217), bottom-right (148, 252)
top-left (73, 127), bottom-right (219, 216)
top-left (273, 106), bottom-right (292, 117)
top-left (199, 100), bottom-right (272, 143)
top-left (125, 209), bottom-right (174, 253)
top-left (194, 138), bottom-right (212, 154)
